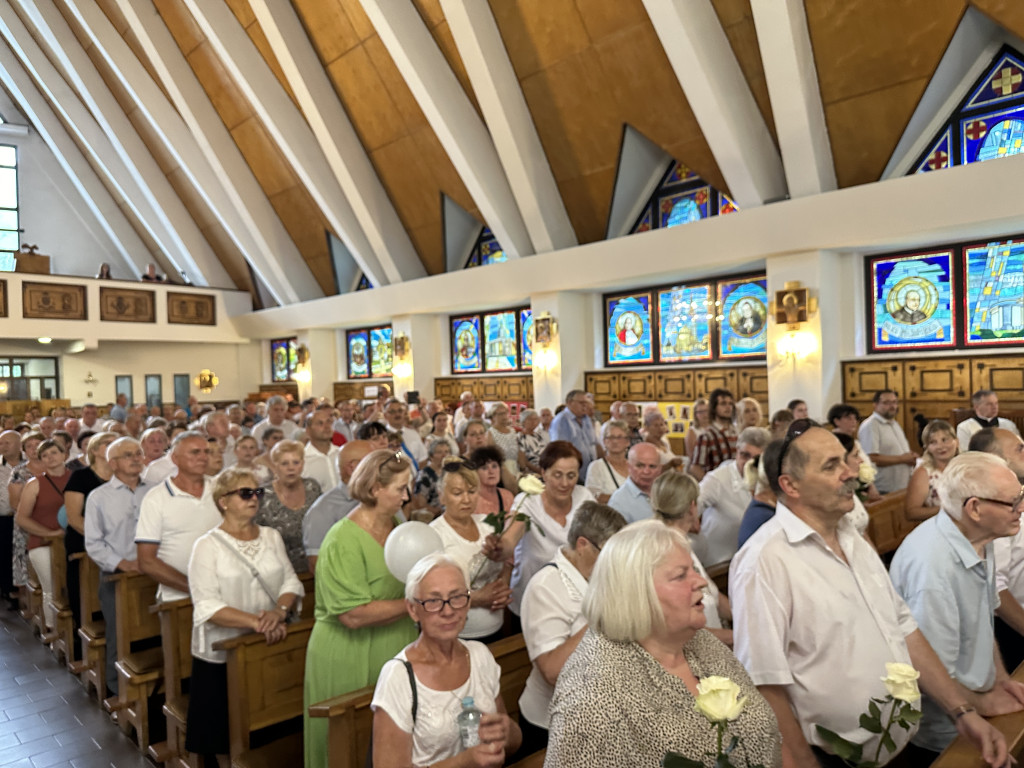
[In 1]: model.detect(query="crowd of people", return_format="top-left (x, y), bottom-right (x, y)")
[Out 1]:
top-left (1, 383), bottom-right (1023, 767)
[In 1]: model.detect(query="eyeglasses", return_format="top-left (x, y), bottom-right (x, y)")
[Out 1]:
top-left (412, 593), bottom-right (471, 613)
top-left (776, 418), bottom-right (817, 478)
top-left (966, 488), bottom-right (1024, 512)
top-left (223, 487), bottom-right (266, 501)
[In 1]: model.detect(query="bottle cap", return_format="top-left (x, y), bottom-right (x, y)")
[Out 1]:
top-left (462, 697), bottom-right (475, 708)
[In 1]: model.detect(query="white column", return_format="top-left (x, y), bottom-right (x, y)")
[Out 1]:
top-left (530, 292), bottom-right (595, 410)
top-left (296, 329), bottom-right (338, 402)
top-left (391, 314), bottom-right (440, 403)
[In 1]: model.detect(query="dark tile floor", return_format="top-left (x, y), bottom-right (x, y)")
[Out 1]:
top-left (0, 605), bottom-right (151, 768)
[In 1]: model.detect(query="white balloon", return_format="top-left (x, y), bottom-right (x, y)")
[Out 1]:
top-left (384, 521), bottom-right (445, 582)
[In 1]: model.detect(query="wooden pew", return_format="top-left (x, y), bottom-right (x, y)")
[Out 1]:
top-left (107, 571), bottom-right (163, 751)
top-left (22, 558), bottom-right (44, 638)
top-left (308, 633), bottom-right (532, 768)
top-left (148, 598), bottom-right (194, 768)
top-left (865, 490), bottom-right (908, 556)
top-left (298, 571), bottom-right (315, 620)
top-left (70, 552), bottom-right (107, 702)
top-left (45, 535), bottom-right (76, 665)
top-left (213, 618), bottom-right (315, 768)
top-left (934, 662), bottom-right (1024, 768)
top-left (509, 749), bottom-right (546, 768)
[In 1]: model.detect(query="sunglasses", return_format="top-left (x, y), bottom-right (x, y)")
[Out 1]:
top-left (776, 418), bottom-right (818, 478)
top-left (223, 487), bottom-right (266, 501)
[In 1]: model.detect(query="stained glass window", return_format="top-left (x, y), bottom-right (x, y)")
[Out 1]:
top-left (0, 145), bottom-right (18, 272)
top-left (629, 160), bottom-right (738, 235)
top-left (356, 274), bottom-right (372, 291)
top-left (465, 227), bottom-right (507, 269)
top-left (913, 45), bottom-right (1024, 173)
top-left (344, 325), bottom-right (393, 379)
top-left (271, 337), bottom-right (297, 382)
top-left (369, 327), bottom-right (393, 378)
top-left (449, 306), bottom-right (531, 374)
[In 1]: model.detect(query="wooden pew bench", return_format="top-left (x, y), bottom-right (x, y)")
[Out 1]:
top-left (45, 535), bottom-right (76, 665)
top-left (510, 749), bottom-right (546, 767)
top-left (70, 552), bottom-right (106, 701)
top-left (308, 633), bottom-right (532, 768)
top-left (148, 598), bottom-right (194, 768)
top-left (934, 661), bottom-right (1024, 767)
top-left (298, 571), bottom-right (314, 620)
top-left (866, 490), bottom-right (908, 557)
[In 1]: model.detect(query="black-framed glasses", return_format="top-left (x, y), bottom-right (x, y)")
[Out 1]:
top-left (776, 418), bottom-right (818, 478)
top-left (412, 593), bottom-right (471, 613)
top-left (965, 488), bottom-right (1024, 512)
top-left (224, 487), bottom-right (266, 501)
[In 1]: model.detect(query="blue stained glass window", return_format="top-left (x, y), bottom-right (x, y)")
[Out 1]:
top-left (630, 162), bottom-right (735, 235)
top-left (465, 227), bottom-right (507, 269)
top-left (356, 274), bottom-right (372, 291)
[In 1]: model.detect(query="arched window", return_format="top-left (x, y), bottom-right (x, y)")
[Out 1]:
top-left (630, 161), bottom-right (737, 235)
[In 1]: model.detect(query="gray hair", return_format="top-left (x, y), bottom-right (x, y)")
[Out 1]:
top-left (938, 452), bottom-right (1013, 521)
top-left (603, 419), bottom-right (628, 436)
top-left (518, 408), bottom-right (538, 425)
top-left (404, 553), bottom-right (468, 600)
top-left (737, 426), bottom-right (771, 450)
top-left (266, 395), bottom-right (286, 408)
top-left (567, 502), bottom-right (627, 550)
top-left (650, 472), bottom-right (700, 524)
top-left (170, 430), bottom-right (206, 454)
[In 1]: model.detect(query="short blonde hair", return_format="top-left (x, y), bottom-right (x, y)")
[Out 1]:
top-left (270, 439), bottom-right (304, 463)
top-left (212, 467), bottom-right (259, 509)
top-left (735, 397), bottom-right (763, 426)
top-left (348, 449), bottom-right (413, 506)
top-left (438, 457), bottom-right (479, 496)
top-left (86, 431), bottom-right (119, 465)
top-left (583, 520), bottom-right (692, 642)
top-left (650, 472), bottom-right (699, 524)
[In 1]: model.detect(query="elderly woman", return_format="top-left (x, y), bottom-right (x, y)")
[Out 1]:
top-left (256, 440), bottom-right (321, 574)
top-left (904, 419), bottom-right (958, 522)
top-left (371, 553), bottom-right (521, 768)
top-left (518, 502), bottom-right (625, 753)
top-left (232, 435), bottom-right (268, 484)
top-left (471, 446), bottom-right (515, 519)
top-left (410, 439), bottom-right (450, 521)
top-left (546, 521), bottom-right (782, 768)
top-left (684, 398), bottom-right (711, 459)
top-left (186, 467), bottom-right (302, 765)
top-left (490, 441), bottom-right (596, 615)
top-left (304, 450), bottom-right (419, 768)
top-left (585, 419), bottom-right (629, 504)
top-left (486, 403), bottom-right (522, 489)
top-left (517, 409), bottom-right (548, 476)
top-left (651, 472), bottom-right (732, 646)
top-left (430, 459), bottom-right (511, 642)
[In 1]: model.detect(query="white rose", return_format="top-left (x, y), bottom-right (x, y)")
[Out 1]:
top-left (881, 662), bottom-right (921, 703)
top-left (859, 462), bottom-right (877, 485)
top-left (518, 475), bottom-right (546, 495)
top-left (693, 676), bottom-right (747, 723)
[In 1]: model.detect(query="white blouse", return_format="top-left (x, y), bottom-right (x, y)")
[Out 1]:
top-left (187, 526), bottom-right (304, 663)
top-left (430, 514), bottom-right (505, 639)
top-left (584, 458), bottom-right (627, 500)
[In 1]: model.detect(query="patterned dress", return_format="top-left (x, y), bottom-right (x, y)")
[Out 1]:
top-left (254, 477), bottom-right (320, 574)
top-left (8, 462), bottom-right (35, 587)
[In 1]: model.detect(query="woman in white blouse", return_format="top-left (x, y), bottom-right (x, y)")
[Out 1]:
top-left (371, 553), bottom-right (521, 768)
top-left (584, 420), bottom-right (629, 503)
top-left (186, 467), bottom-right (303, 764)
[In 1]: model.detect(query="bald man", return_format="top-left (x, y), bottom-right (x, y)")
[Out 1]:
top-left (302, 440), bottom-right (373, 570)
top-left (607, 443), bottom-right (662, 523)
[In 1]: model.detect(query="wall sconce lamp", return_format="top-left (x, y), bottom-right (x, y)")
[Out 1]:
top-left (194, 369), bottom-right (219, 394)
top-left (391, 333), bottom-right (412, 379)
top-left (770, 281), bottom-right (818, 363)
top-left (0, 382), bottom-right (8, 395)
top-left (293, 344), bottom-right (312, 384)
top-left (83, 371), bottom-right (98, 386)
top-left (529, 312), bottom-right (559, 371)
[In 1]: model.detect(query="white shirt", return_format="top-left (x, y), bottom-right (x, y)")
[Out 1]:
top-left (956, 416), bottom-right (1020, 452)
top-left (730, 501), bottom-right (919, 762)
top-left (390, 425), bottom-right (428, 469)
top-left (252, 418), bottom-right (301, 444)
top-left (371, 641), bottom-right (499, 768)
top-left (188, 526), bottom-right (303, 663)
top-left (302, 441), bottom-right (340, 492)
top-left (584, 458), bottom-right (627, 501)
top-left (858, 412), bottom-right (912, 494)
top-left (690, 550), bottom-right (723, 631)
top-left (510, 486), bottom-right (596, 615)
top-left (141, 454), bottom-right (176, 485)
top-left (430, 514), bottom-right (505, 639)
top-left (694, 460), bottom-right (751, 567)
top-left (135, 478), bottom-right (221, 602)
top-left (519, 548), bottom-right (588, 728)
top-left (995, 527), bottom-right (1024, 603)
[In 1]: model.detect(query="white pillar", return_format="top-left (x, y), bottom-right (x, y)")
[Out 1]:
top-left (391, 314), bottom-right (440, 403)
top-left (296, 328), bottom-right (337, 402)
top-left (530, 292), bottom-right (595, 410)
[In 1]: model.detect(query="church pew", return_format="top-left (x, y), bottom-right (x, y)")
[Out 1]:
top-left (509, 749), bottom-right (546, 768)
top-left (45, 535), bottom-right (76, 665)
top-left (298, 571), bottom-right (314, 620)
top-left (147, 598), bottom-right (194, 767)
top-left (70, 552), bottom-right (106, 701)
top-left (865, 491), bottom-right (907, 556)
top-left (933, 662), bottom-right (1024, 768)
top-left (213, 617), bottom-right (315, 768)
top-left (308, 633), bottom-right (531, 768)
top-left (705, 561), bottom-right (730, 597)
top-left (22, 558), bottom-right (44, 638)
top-left (107, 571), bottom-right (163, 751)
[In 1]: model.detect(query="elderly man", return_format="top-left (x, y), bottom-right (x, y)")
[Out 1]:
top-left (600, 401), bottom-right (624, 441)
top-left (85, 437), bottom-right (149, 697)
top-left (382, 398), bottom-right (427, 471)
top-left (694, 426), bottom-right (770, 567)
top-left (201, 410), bottom-right (235, 468)
top-left (857, 389), bottom-right (917, 494)
top-left (302, 440), bottom-right (372, 570)
top-left (641, 409), bottom-right (682, 467)
top-left (689, 388), bottom-right (737, 480)
top-left (141, 427), bottom-right (177, 485)
top-left (607, 443), bottom-right (661, 524)
top-left (332, 399), bottom-right (359, 445)
top-left (80, 403), bottom-right (100, 432)
top-left (538, 407), bottom-right (554, 440)
top-left (891, 452), bottom-right (1024, 758)
top-left (252, 395), bottom-right (301, 443)
top-left (731, 422), bottom-right (1012, 768)
top-left (303, 408), bottom-right (340, 492)
top-left (958, 390), bottom-right (1021, 451)
top-left (135, 431), bottom-right (220, 603)
top-left (619, 402), bottom-right (642, 446)
top-left (549, 390), bottom-right (601, 478)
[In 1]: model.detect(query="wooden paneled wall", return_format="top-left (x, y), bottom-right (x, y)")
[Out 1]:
top-left (584, 366), bottom-right (768, 415)
top-left (333, 380), bottom-right (393, 403)
top-left (434, 376), bottom-right (533, 406)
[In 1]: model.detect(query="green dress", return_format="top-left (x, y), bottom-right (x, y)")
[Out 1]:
top-left (303, 518), bottom-right (416, 768)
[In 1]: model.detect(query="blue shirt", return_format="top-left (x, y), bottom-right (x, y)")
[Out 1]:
top-left (84, 476), bottom-right (150, 572)
top-left (737, 500), bottom-right (776, 551)
top-left (549, 410), bottom-right (598, 476)
top-left (890, 512), bottom-right (998, 752)
top-left (302, 482), bottom-right (358, 556)
top-left (608, 478), bottom-right (652, 524)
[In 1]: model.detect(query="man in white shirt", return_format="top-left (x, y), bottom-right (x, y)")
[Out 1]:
top-left (79, 403), bottom-right (100, 432)
top-left (135, 431), bottom-right (221, 603)
top-left (332, 399), bottom-right (359, 445)
top-left (857, 389), bottom-right (917, 493)
top-left (251, 395), bottom-right (302, 444)
top-left (731, 423), bottom-right (1009, 767)
top-left (303, 440), bottom-right (371, 570)
top-left (202, 411), bottom-right (236, 469)
top-left (302, 408), bottom-right (340, 492)
top-left (957, 390), bottom-right (1021, 451)
top-left (608, 443), bottom-right (661, 524)
top-left (383, 398), bottom-right (427, 471)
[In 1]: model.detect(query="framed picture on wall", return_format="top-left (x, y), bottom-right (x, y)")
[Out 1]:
top-left (867, 250), bottom-right (956, 352)
top-left (451, 316), bottom-right (482, 373)
top-left (347, 330), bottom-right (370, 378)
top-left (656, 284), bottom-right (713, 363)
top-left (718, 277), bottom-right (768, 359)
top-left (606, 292), bottom-right (653, 365)
top-left (963, 237), bottom-right (1024, 347)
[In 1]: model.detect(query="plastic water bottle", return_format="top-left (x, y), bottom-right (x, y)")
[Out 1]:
top-left (456, 696), bottom-right (482, 750)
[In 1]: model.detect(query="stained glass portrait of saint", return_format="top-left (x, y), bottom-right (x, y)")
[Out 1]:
top-left (370, 327), bottom-right (393, 378)
top-left (869, 252), bottom-right (955, 352)
top-left (347, 330), bottom-right (369, 379)
top-left (718, 278), bottom-right (768, 358)
top-left (452, 316), bottom-right (482, 373)
top-left (606, 293), bottom-right (653, 365)
top-left (271, 340), bottom-right (289, 382)
top-left (657, 285), bottom-right (712, 363)
top-left (520, 309), bottom-right (533, 369)
top-left (484, 311), bottom-right (518, 371)
top-left (964, 239), bottom-right (1024, 346)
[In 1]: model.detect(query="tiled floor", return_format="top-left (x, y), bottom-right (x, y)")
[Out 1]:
top-left (0, 605), bottom-right (151, 768)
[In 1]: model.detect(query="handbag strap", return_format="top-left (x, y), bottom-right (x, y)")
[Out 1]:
top-left (603, 458), bottom-right (620, 489)
top-left (210, 529), bottom-right (278, 606)
top-left (402, 659), bottom-right (417, 723)
top-left (44, 473), bottom-right (66, 497)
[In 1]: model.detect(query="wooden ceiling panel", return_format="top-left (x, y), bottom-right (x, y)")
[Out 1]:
top-left (126, 107), bottom-right (180, 175)
top-left (407, 221), bottom-right (444, 275)
top-left (362, 35), bottom-right (429, 132)
top-left (557, 169), bottom-right (616, 245)
top-left (186, 41), bottom-right (253, 131)
top-left (408, 126), bottom-right (475, 215)
top-left (972, 0), bottom-right (1024, 40)
top-left (200, 220), bottom-right (254, 292)
top-left (488, 0), bottom-right (592, 80)
top-left (412, 0), bottom-right (445, 28)
top-left (223, 0), bottom-right (256, 29)
top-left (229, 117), bottom-right (298, 197)
top-left (292, 0), bottom-right (361, 65)
top-left (267, 186), bottom-right (334, 293)
top-left (325, 44), bottom-right (407, 152)
top-left (339, 0), bottom-right (376, 43)
top-left (573, 0), bottom-right (647, 41)
top-left (371, 134), bottom-right (445, 231)
top-left (153, 0), bottom-right (204, 57)
top-left (710, 0), bottom-right (752, 28)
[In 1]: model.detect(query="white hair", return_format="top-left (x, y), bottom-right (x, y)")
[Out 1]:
top-left (404, 553), bottom-right (468, 601)
top-left (937, 451), bottom-right (1013, 521)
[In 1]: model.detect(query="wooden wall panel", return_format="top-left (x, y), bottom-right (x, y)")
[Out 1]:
top-left (433, 376), bottom-right (534, 406)
top-left (904, 359), bottom-right (970, 401)
top-left (620, 371), bottom-right (655, 401)
top-left (584, 372), bottom-right (620, 402)
top-left (842, 360), bottom-right (904, 401)
top-left (655, 371), bottom-right (696, 401)
top-left (971, 357), bottom-right (1024, 406)
top-left (695, 369), bottom-right (739, 398)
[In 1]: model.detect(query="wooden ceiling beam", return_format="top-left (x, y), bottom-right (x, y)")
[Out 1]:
top-left (7, 0), bottom-right (231, 287)
top-left (751, 0), bottom-right (836, 197)
top-left (103, 0), bottom-right (322, 304)
top-left (440, 0), bottom-right (576, 254)
top-left (179, 0), bottom-right (390, 288)
top-left (360, 0), bottom-right (534, 260)
top-left (641, 0), bottom-right (788, 208)
top-left (247, 0), bottom-right (424, 285)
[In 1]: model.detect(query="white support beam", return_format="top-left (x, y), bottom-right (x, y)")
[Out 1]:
top-left (750, 0), bottom-right (836, 197)
top-left (641, 0), bottom-right (788, 208)
top-left (359, 0), bottom-right (534, 260)
top-left (0, 39), bottom-right (149, 278)
top-left (440, 0), bottom-right (576, 254)
top-left (179, 0), bottom-right (390, 287)
top-left (247, 0), bottom-right (424, 284)
top-left (67, 0), bottom-right (321, 305)
top-left (7, 0), bottom-right (231, 287)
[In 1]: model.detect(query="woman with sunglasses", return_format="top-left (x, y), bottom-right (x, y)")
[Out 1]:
top-left (304, 449), bottom-right (419, 768)
top-left (255, 439), bottom-right (322, 574)
top-left (186, 467), bottom-right (302, 766)
top-left (371, 553), bottom-right (521, 768)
